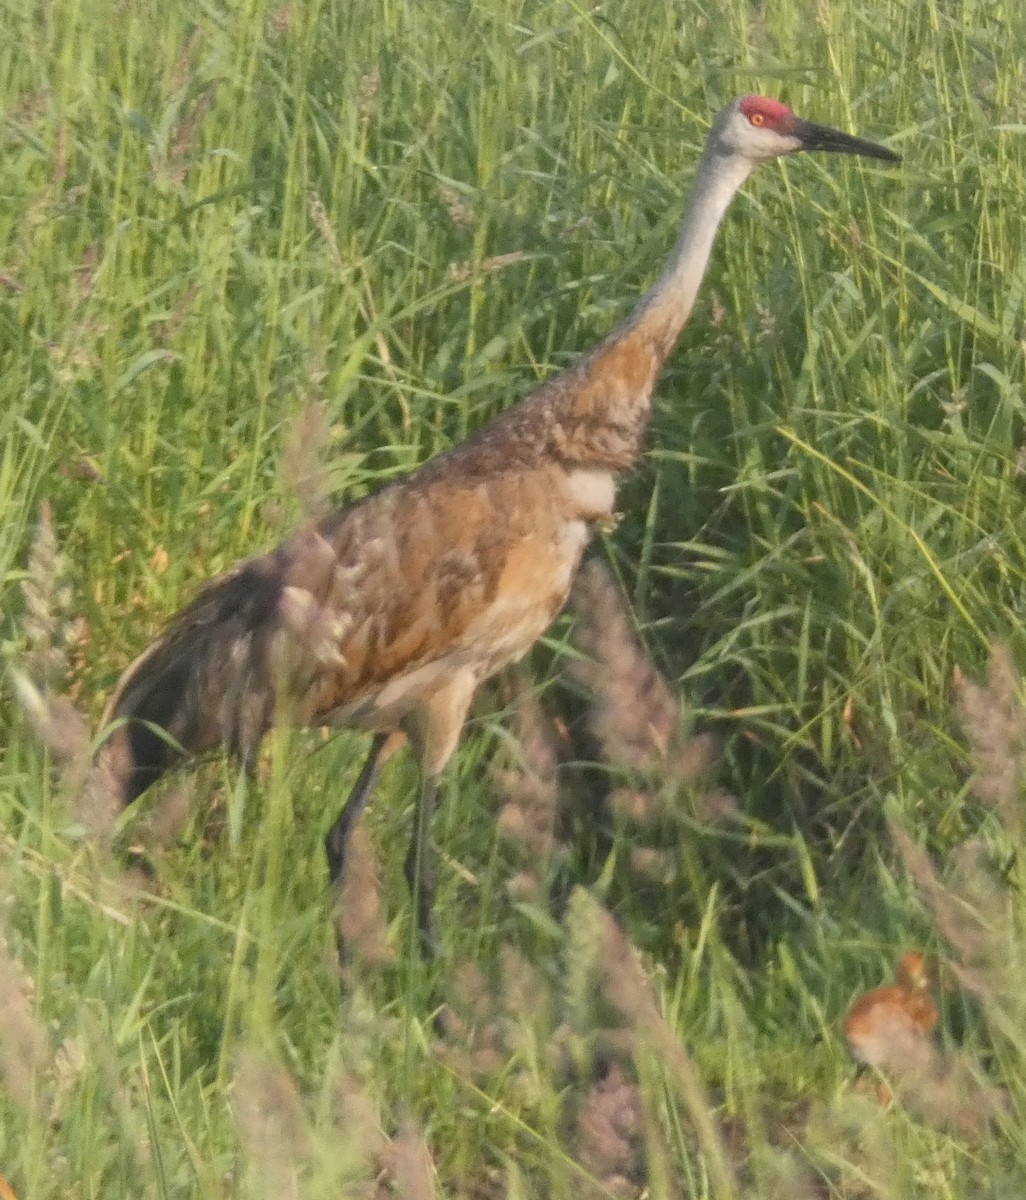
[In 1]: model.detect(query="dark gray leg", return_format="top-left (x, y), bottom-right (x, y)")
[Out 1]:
top-left (403, 774), bottom-right (439, 957)
top-left (325, 731), bottom-right (389, 884)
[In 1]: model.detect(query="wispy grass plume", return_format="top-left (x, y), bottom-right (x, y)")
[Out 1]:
top-left (954, 645), bottom-right (1026, 839)
top-left (565, 887), bottom-right (738, 1198)
top-left (0, 924), bottom-right (51, 1116)
top-left (569, 559), bottom-right (732, 830)
top-left (494, 672), bottom-right (568, 900)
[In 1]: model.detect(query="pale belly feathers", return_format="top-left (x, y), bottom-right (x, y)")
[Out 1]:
top-left (313, 466), bottom-right (616, 734)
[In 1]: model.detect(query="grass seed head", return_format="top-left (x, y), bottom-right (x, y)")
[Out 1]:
top-left (954, 646), bottom-right (1026, 836)
top-left (0, 928), bottom-right (51, 1114)
top-left (307, 188), bottom-right (347, 278)
top-left (573, 1061), bottom-right (644, 1193)
top-left (281, 399), bottom-right (333, 521)
top-left (21, 501), bottom-right (66, 688)
top-left (570, 560), bottom-right (678, 773)
top-left (334, 822), bottom-right (395, 972)
top-left (493, 675), bottom-right (566, 876)
top-left (376, 1125), bottom-right (435, 1200)
top-left (234, 1051), bottom-right (308, 1200)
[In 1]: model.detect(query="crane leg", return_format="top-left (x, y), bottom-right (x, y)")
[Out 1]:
top-left (398, 669), bottom-right (475, 962)
top-left (324, 731), bottom-right (391, 885)
top-left (404, 773), bottom-right (440, 957)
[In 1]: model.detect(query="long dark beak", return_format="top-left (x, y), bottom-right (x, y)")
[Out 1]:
top-left (794, 119), bottom-right (901, 163)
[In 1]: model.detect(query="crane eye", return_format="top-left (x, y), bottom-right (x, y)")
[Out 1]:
top-left (750, 112), bottom-right (765, 127)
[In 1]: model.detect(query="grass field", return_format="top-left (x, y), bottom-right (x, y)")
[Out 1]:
top-left (3, 0), bottom-right (1026, 1194)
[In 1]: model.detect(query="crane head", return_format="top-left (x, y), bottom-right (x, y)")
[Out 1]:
top-left (714, 95), bottom-right (901, 164)
top-left (894, 950), bottom-right (932, 992)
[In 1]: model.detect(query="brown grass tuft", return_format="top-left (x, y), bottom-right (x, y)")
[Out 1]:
top-left (160, 84), bottom-right (216, 188)
top-left (233, 1047), bottom-right (436, 1196)
top-left (357, 70), bottom-right (380, 126)
top-left (437, 960), bottom-right (506, 1078)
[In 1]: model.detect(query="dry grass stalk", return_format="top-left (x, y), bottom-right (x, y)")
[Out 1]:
top-left (573, 1061), bottom-right (644, 1197)
top-left (331, 1063), bottom-right (385, 1162)
top-left (268, 4), bottom-right (294, 38)
top-left (154, 282), bottom-right (200, 347)
top-left (21, 500), bottom-right (66, 688)
top-left (592, 896), bottom-right (737, 1199)
top-left (304, 189), bottom-right (399, 408)
top-left (76, 735), bottom-right (127, 845)
top-left (13, 505), bottom-right (121, 839)
top-left (942, 648), bottom-right (1026, 1023)
top-left (570, 560), bottom-right (677, 773)
top-left (448, 251), bottom-right (530, 284)
top-left (140, 780), bottom-right (196, 849)
top-left (234, 1050), bottom-right (308, 1200)
top-left (357, 70), bottom-right (380, 126)
top-left (953, 645), bottom-right (1026, 837)
top-left (498, 943), bottom-right (548, 1024)
top-left (493, 675), bottom-right (566, 877)
top-left (161, 84), bottom-right (216, 187)
top-left (920, 1050), bottom-right (1009, 1135)
top-left (334, 821), bottom-right (396, 972)
top-left (0, 926), bottom-right (51, 1114)
top-left (565, 888), bottom-right (738, 1199)
top-left (376, 1125), bottom-right (436, 1200)
top-left (569, 559), bottom-right (734, 831)
top-left (48, 1033), bottom-right (88, 1138)
top-left (281, 399), bottom-right (333, 521)
top-left (438, 946), bottom-right (555, 1091)
top-left (73, 1006), bottom-right (156, 1176)
top-left (892, 825), bottom-right (1012, 1003)
top-left (437, 959), bottom-right (505, 1078)
top-left (9, 671), bottom-right (89, 779)
top-left (167, 29), bottom-right (201, 101)
top-left (235, 1049), bottom-right (434, 1196)
top-left (437, 182), bottom-right (475, 231)
top-left (307, 188), bottom-right (347, 277)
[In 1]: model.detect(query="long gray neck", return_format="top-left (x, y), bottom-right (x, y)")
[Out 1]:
top-left (541, 134), bottom-right (758, 472)
top-left (627, 144), bottom-right (755, 352)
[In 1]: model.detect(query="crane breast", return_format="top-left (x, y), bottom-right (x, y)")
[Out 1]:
top-left (288, 465), bottom-right (604, 732)
top-left (563, 468), bottom-right (616, 520)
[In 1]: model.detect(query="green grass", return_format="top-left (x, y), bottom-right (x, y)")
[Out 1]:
top-left (3, 0), bottom-right (1026, 1194)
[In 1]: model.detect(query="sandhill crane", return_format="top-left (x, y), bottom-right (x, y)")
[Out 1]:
top-left (99, 97), bottom-right (899, 951)
top-left (843, 952), bottom-right (939, 1098)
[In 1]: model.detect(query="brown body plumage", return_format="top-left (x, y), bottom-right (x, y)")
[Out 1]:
top-left (843, 951), bottom-right (939, 1070)
top-left (100, 97), bottom-right (898, 948)
top-left (103, 334), bottom-right (641, 795)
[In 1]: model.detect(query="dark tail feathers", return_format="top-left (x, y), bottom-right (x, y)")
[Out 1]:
top-left (100, 554), bottom-right (286, 805)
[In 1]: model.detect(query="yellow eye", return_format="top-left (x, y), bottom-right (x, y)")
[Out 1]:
top-left (750, 112), bottom-right (765, 127)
